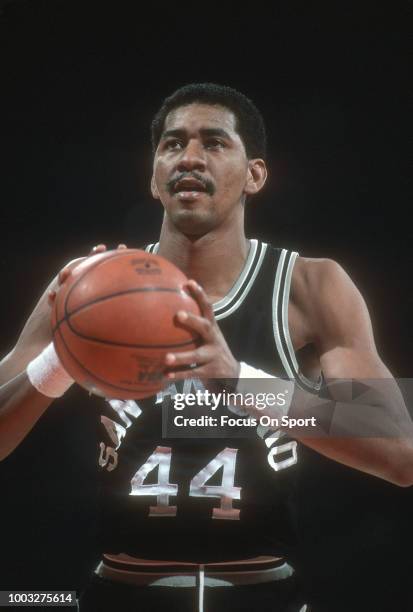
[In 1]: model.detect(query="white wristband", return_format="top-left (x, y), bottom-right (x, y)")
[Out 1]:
top-left (235, 361), bottom-right (294, 416)
top-left (27, 342), bottom-right (74, 398)
top-left (237, 362), bottom-right (277, 381)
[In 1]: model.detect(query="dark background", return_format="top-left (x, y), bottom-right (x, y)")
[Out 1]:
top-left (0, 1), bottom-right (411, 609)
top-left (0, 1), bottom-right (411, 373)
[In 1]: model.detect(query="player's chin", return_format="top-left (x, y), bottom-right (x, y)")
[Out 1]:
top-left (171, 209), bottom-right (217, 236)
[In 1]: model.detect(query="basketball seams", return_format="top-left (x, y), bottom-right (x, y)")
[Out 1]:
top-left (54, 287), bottom-right (184, 332)
top-left (54, 249), bottom-right (135, 337)
top-left (54, 321), bottom-right (165, 395)
top-left (54, 286), bottom-right (199, 348)
top-left (63, 249), bottom-right (139, 321)
top-left (51, 249), bottom-right (200, 398)
top-left (58, 331), bottom-right (198, 350)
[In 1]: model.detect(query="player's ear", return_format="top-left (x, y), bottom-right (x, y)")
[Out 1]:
top-left (151, 175), bottom-right (160, 200)
top-left (243, 159), bottom-right (267, 196)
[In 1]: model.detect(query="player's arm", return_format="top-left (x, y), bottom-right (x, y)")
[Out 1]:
top-left (0, 264), bottom-right (82, 460)
top-left (163, 273), bottom-right (413, 487)
top-left (0, 372), bottom-right (56, 460)
top-left (0, 244), bottom-right (121, 460)
top-left (0, 254), bottom-right (87, 386)
top-left (0, 256), bottom-right (83, 459)
top-left (289, 258), bottom-right (413, 486)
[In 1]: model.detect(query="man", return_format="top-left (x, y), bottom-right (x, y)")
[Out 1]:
top-left (1, 83), bottom-right (412, 611)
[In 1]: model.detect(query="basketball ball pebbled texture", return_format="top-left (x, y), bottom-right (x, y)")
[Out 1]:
top-left (51, 249), bottom-right (201, 399)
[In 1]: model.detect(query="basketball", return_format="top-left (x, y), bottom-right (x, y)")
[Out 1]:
top-left (51, 249), bottom-right (201, 399)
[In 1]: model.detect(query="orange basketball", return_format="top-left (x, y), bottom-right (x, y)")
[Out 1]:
top-left (51, 249), bottom-right (201, 399)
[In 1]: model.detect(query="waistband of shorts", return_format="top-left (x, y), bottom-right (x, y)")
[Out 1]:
top-left (95, 554), bottom-right (295, 587)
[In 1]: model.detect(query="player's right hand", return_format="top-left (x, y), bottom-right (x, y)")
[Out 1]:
top-left (1, 244), bottom-right (127, 384)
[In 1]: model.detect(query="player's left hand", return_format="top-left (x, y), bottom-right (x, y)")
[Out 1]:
top-left (164, 280), bottom-right (240, 381)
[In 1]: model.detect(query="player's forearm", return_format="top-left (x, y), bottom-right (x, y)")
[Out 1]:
top-left (0, 271), bottom-right (61, 386)
top-left (237, 367), bottom-right (413, 485)
top-left (297, 435), bottom-right (413, 487)
top-left (0, 346), bottom-right (42, 385)
top-left (288, 382), bottom-right (413, 486)
top-left (0, 372), bottom-right (54, 460)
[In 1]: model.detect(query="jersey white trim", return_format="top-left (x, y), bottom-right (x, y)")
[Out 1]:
top-left (146, 240), bottom-right (267, 321)
top-left (281, 253), bottom-right (322, 391)
top-left (272, 249), bottom-right (322, 392)
top-left (213, 239), bottom-right (259, 312)
top-left (215, 241), bottom-right (267, 321)
top-left (272, 250), bottom-right (295, 379)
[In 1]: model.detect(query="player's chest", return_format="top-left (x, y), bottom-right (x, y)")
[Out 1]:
top-left (98, 391), bottom-right (299, 521)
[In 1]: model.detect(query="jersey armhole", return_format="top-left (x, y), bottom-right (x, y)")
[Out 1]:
top-left (272, 250), bottom-right (322, 393)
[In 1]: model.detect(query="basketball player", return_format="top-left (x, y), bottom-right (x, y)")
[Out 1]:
top-left (0, 84), bottom-right (412, 611)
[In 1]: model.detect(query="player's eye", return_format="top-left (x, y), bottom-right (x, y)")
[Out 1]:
top-left (164, 139), bottom-right (184, 151)
top-left (205, 139), bottom-right (225, 150)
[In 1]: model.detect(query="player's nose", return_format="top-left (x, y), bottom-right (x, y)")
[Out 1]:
top-left (176, 139), bottom-right (206, 173)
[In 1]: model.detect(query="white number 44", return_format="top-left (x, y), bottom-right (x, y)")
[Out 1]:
top-left (131, 447), bottom-right (240, 520)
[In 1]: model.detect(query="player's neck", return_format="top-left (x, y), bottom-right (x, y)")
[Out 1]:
top-left (157, 222), bottom-right (250, 303)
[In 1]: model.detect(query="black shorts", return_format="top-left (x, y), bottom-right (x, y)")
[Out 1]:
top-left (79, 573), bottom-right (308, 612)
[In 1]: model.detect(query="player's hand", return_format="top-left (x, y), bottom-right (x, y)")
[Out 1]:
top-left (164, 280), bottom-right (240, 381)
top-left (6, 244), bottom-right (127, 381)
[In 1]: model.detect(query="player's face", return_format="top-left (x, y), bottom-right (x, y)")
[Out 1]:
top-left (151, 103), bottom-right (264, 235)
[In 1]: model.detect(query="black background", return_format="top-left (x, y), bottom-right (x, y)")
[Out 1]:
top-left (0, 1), bottom-right (411, 609)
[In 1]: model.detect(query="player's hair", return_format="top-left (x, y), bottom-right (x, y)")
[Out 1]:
top-left (151, 83), bottom-right (267, 159)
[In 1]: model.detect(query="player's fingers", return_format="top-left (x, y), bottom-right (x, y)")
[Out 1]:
top-left (117, 243), bottom-right (127, 249)
top-left (186, 280), bottom-right (214, 322)
top-left (165, 365), bottom-right (208, 381)
top-left (90, 244), bottom-right (107, 255)
top-left (165, 345), bottom-right (212, 367)
top-left (47, 290), bottom-right (56, 307)
top-left (58, 267), bottom-right (72, 286)
top-left (175, 310), bottom-right (214, 341)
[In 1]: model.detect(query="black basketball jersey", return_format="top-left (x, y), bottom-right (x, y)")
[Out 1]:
top-left (97, 240), bottom-right (321, 563)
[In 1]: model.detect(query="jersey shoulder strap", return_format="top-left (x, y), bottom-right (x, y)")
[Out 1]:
top-left (272, 248), bottom-right (322, 393)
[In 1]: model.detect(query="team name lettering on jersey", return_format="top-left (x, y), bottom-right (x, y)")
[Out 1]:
top-left (99, 399), bottom-right (142, 472)
top-left (156, 378), bottom-right (205, 404)
top-left (257, 424), bottom-right (298, 471)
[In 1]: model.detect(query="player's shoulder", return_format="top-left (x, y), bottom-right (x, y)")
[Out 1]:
top-left (292, 255), bottom-right (349, 292)
top-left (287, 255), bottom-right (369, 344)
top-left (290, 255), bottom-right (359, 314)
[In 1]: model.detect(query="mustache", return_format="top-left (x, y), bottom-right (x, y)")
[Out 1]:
top-left (166, 172), bottom-right (215, 196)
